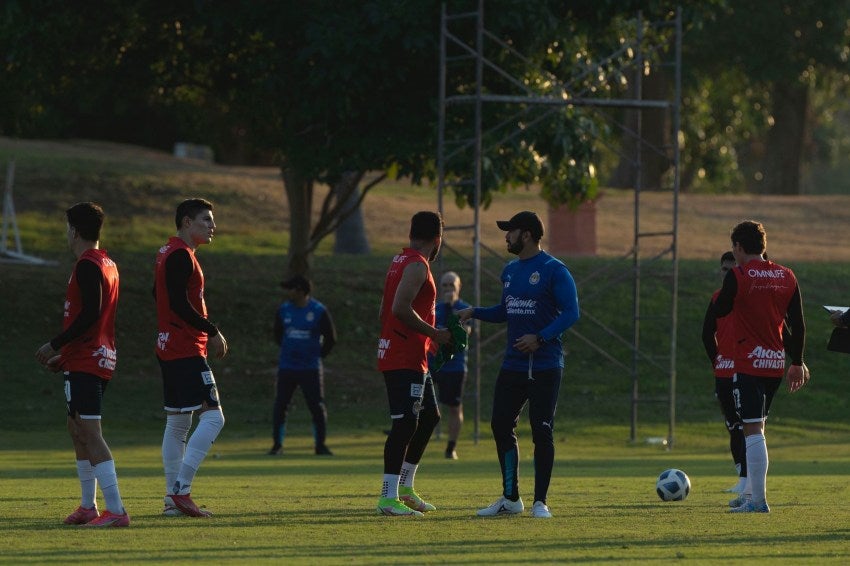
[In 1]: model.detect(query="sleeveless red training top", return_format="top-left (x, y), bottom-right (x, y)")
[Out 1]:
top-left (154, 236), bottom-right (208, 360)
top-left (62, 248), bottom-right (119, 379)
top-left (730, 258), bottom-right (797, 378)
top-left (377, 248), bottom-right (436, 372)
top-left (711, 289), bottom-right (735, 378)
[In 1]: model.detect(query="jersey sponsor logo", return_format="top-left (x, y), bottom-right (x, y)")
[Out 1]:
top-left (714, 355), bottom-right (734, 369)
top-left (287, 328), bottom-right (311, 340)
top-left (306, 311), bottom-right (315, 322)
top-left (157, 331), bottom-right (170, 351)
top-left (747, 268), bottom-right (786, 278)
top-left (158, 244), bottom-right (171, 254)
top-left (746, 345), bottom-right (785, 369)
top-left (92, 345), bottom-right (117, 370)
top-left (377, 337), bottom-right (391, 359)
top-left (63, 300), bottom-right (71, 318)
top-left (529, 271), bottom-right (540, 285)
top-left (505, 295), bottom-right (537, 315)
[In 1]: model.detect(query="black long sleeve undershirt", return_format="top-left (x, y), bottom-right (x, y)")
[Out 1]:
top-left (163, 249), bottom-right (219, 336)
top-left (701, 299), bottom-right (718, 364)
top-left (50, 259), bottom-right (101, 350)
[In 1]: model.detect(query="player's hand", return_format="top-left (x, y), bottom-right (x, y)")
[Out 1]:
top-left (432, 327), bottom-right (452, 345)
top-left (455, 307), bottom-right (474, 322)
top-left (786, 363), bottom-right (809, 393)
top-left (46, 355), bottom-right (65, 373)
top-left (35, 342), bottom-right (57, 365)
top-left (830, 311), bottom-right (846, 327)
top-left (209, 332), bottom-right (229, 359)
top-left (513, 333), bottom-right (540, 354)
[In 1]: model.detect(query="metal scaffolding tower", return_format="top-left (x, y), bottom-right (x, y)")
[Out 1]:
top-left (437, 2), bottom-right (682, 446)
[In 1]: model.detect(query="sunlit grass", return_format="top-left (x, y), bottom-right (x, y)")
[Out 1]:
top-left (3, 426), bottom-right (850, 564)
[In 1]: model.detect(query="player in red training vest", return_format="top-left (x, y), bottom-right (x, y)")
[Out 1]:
top-left (376, 211), bottom-right (451, 517)
top-left (35, 202), bottom-right (129, 527)
top-left (702, 251), bottom-right (747, 497)
top-left (713, 220), bottom-right (809, 513)
top-left (154, 198), bottom-right (228, 518)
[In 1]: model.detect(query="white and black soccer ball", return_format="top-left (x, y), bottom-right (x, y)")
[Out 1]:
top-left (655, 468), bottom-right (691, 501)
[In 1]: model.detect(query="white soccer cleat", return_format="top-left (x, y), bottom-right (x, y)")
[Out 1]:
top-left (477, 496), bottom-right (524, 517)
top-left (531, 500), bottom-right (552, 518)
top-left (162, 495), bottom-right (185, 517)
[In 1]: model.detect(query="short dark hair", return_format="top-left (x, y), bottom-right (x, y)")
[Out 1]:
top-left (66, 202), bottom-right (104, 242)
top-left (720, 251), bottom-right (734, 264)
top-left (175, 198), bottom-right (213, 229)
top-left (409, 211), bottom-right (443, 241)
top-left (730, 220), bottom-right (766, 255)
top-left (280, 274), bottom-right (312, 294)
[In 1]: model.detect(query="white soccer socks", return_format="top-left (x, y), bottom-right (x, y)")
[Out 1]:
top-left (745, 434), bottom-right (768, 502)
top-left (173, 409), bottom-right (225, 494)
top-left (162, 412), bottom-right (192, 492)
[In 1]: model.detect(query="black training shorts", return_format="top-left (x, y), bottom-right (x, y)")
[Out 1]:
top-left (158, 356), bottom-right (220, 412)
top-left (65, 372), bottom-right (109, 419)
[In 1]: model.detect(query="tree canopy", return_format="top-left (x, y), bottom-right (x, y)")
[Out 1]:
top-left (2, 0), bottom-right (849, 272)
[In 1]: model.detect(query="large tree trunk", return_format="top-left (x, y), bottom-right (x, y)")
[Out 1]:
top-left (755, 82), bottom-right (809, 195)
top-left (332, 172), bottom-right (370, 255)
top-left (281, 165), bottom-right (314, 276)
top-left (608, 60), bottom-right (672, 191)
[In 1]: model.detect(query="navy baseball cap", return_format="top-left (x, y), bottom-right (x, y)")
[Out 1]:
top-left (496, 211), bottom-right (544, 241)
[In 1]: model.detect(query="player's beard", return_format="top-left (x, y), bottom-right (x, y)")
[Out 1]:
top-left (429, 242), bottom-right (441, 262)
top-left (507, 237), bottom-right (524, 255)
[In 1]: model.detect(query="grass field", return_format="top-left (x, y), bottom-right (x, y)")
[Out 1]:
top-left (3, 137), bottom-right (850, 563)
top-left (4, 428), bottom-right (850, 564)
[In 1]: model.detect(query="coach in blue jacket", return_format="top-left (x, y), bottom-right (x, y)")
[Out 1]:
top-left (458, 211), bottom-right (579, 519)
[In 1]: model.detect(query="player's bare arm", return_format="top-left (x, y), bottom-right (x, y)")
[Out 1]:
top-left (392, 261), bottom-right (451, 345)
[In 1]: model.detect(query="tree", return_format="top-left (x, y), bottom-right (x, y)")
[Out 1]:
top-left (686, 0), bottom-right (850, 194)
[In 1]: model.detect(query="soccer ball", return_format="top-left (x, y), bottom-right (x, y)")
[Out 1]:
top-left (655, 468), bottom-right (690, 501)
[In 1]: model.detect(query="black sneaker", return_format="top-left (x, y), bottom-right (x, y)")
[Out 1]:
top-left (315, 444), bottom-right (334, 456)
top-left (267, 444), bottom-right (282, 455)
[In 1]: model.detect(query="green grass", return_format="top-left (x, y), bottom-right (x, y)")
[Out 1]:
top-left (3, 426), bottom-right (850, 564)
top-left (4, 138), bottom-right (850, 563)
